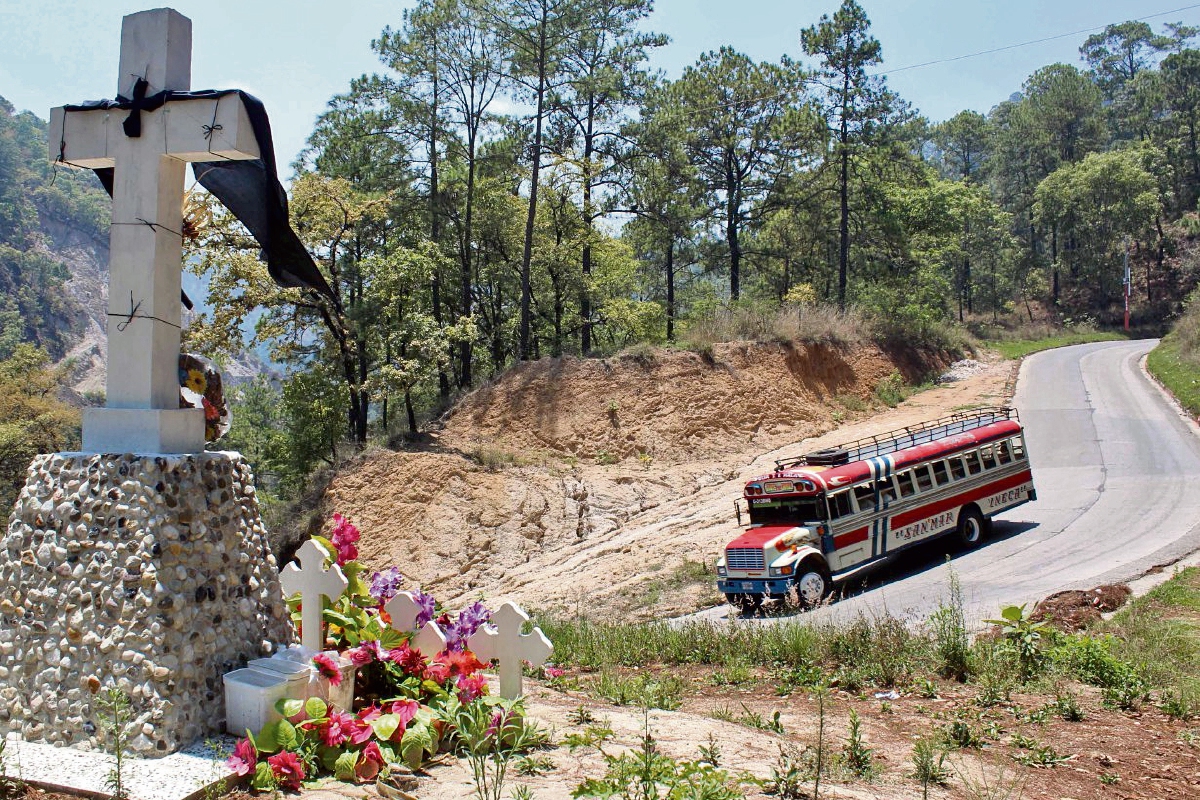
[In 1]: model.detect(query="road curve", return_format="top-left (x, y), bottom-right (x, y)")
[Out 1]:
top-left (692, 339), bottom-right (1200, 627)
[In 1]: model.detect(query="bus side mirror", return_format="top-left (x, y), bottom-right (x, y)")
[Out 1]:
top-left (734, 499), bottom-right (742, 526)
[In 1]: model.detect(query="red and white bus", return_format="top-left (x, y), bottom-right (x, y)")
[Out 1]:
top-left (716, 408), bottom-right (1036, 611)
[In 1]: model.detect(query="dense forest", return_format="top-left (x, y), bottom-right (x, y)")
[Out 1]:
top-left (3, 1), bottom-right (1200, 505)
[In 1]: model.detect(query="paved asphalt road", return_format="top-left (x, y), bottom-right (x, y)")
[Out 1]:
top-left (692, 339), bottom-right (1200, 627)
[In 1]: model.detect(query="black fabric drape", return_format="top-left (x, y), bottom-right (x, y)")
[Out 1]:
top-left (62, 88), bottom-right (334, 301)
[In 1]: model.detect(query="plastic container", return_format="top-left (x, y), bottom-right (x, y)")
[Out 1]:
top-left (247, 657), bottom-right (313, 700)
top-left (223, 668), bottom-right (288, 736)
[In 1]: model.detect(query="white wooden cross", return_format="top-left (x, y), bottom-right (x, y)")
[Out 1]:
top-left (384, 592), bottom-right (449, 657)
top-left (279, 540), bottom-right (348, 654)
top-left (49, 8), bottom-right (261, 454)
top-left (467, 602), bottom-right (553, 699)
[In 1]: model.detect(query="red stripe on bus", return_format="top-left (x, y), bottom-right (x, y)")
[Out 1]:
top-left (889, 469), bottom-right (1033, 529)
top-left (834, 527), bottom-right (869, 549)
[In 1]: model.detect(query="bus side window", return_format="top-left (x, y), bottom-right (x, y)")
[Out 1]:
top-left (879, 479), bottom-right (897, 504)
top-left (948, 457), bottom-right (967, 480)
top-left (853, 483), bottom-right (875, 512)
top-left (1012, 435), bottom-right (1026, 459)
top-left (915, 465), bottom-right (934, 492)
top-left (965, 451), bottom-right (983, 475)
top-left (931, 460), bottom-right (950, 485)
top-left (828, 491), bottom-right (852, 519)
top-left (997, 441), bottom-right (1012, 464)
top-left (980, 444), bottom-right (997, 469)
top-left (896, 471), bottom-right (917, 497)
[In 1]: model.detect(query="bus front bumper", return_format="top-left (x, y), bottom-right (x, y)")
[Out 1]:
top-left (717, 577), bottom-right (793, 597)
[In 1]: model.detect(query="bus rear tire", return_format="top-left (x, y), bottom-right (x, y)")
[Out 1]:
top-left (794, 565), bottom-right (831, 608)
top-left (957, 506), bottom-right (985, 548)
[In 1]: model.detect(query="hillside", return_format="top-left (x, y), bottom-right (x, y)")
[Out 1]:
top-left (319, 340), bottom-right (1012, 620)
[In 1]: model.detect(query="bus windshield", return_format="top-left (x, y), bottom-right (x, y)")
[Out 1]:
top-left (748, 497), bottom-right (827, 526)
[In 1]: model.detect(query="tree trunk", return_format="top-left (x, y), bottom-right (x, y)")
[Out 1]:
top-left (665, 239), bottom-right (675, 342)
top-left (519, 16), bottom-right (549, 361)
top-left (726, 157), bottom-right (741, 301)
top-left (460, 129), bottom-right (477, 387)
top-left (837, 60), bottom-right (851, 311)
top-left (405, 390), bottom-right (418, 435)
top-left (429, 65), bottom-right (451, 402)
top-left (580, 96), bottom-right (596, 354)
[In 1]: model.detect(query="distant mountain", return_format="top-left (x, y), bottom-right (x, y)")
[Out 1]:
top-left (0, 94), bottom-right (271, 393)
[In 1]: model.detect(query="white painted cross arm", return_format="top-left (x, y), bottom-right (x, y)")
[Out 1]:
top-left (279, 539), bottom-right (348, 653)
top-left (384, 591), bottom-right (448, 657)
top-left (467, 601), bottom-right (553, 700)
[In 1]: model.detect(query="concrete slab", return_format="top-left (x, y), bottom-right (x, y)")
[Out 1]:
top-left (0, 737), bottom-right (240, 800)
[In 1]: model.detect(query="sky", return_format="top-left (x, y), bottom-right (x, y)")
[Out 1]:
top-left (2, 0), bottom-right (1198, 178)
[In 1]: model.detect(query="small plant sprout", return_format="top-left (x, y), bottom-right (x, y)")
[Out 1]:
top-left (97, 687), bottom-right (133, 800)
top-left (911, 736), bottom-right (951, 799)
top-left (843, 709), bottom-right (876, 779)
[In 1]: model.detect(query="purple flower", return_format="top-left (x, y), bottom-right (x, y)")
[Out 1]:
top-left (413, 590), bottom-right (436, 627)
top-left (369, 567), bottom-right (404, 602)
top-left (444, 601), bottom-right (492, 652)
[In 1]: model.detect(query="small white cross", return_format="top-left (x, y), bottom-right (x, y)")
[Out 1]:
top-left (49, 8), bottom-right (261, 453)
top-left (384, 592), bottom-right (448, 656)
top-left (279, 540), bottom-right (348, 653)
top-left (467, 602), bottom-right (553, 699)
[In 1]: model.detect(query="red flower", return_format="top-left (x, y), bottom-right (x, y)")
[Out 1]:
top-left (317, 710), bottom-right (356, 747)
top-left (357, 704), bottom-right (382, 722)
top-left (355, 742), bottom-right (386, 782)
top-left (313, 653), bottom-right (342, 686)
top-left (456, 672), bottom-right (488, 703)
top-left (544, 666), bottom-right (565, 679)
top-left (225, 737), bottom-right (257, 777)
top-left (423, 660), bottom-right (450, 684)
top-left (390, 642), bottom-right (428, 676)
top-left (267, 750), bottom-right (305, 790)
top-left (438, 648), bottom-right (486, 678)
top-left (330, 514), bottom-right (361, 566)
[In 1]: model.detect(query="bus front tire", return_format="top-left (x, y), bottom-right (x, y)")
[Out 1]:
top-left (957, 506), bottom-right (986, 548)
top-left (794, 566), bottom-right (830, 608)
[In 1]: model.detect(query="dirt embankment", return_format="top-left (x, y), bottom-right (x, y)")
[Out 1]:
top-left (321, 341), bottom-right (1010, 619)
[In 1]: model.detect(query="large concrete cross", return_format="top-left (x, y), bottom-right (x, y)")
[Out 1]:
top-left (49, 9), bottom-right (260, 453)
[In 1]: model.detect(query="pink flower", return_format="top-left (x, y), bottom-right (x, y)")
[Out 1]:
top-left (544, 666), bottom-right (565, 679)
top-left (355, 742), bottom-right (386, 782)
top-left (345, 715), bottom-right (374, 746)
top-left (225, 737), bottom-right (257, 777)
top-left (456, 672), bottom-right (488, 703)
top-left (318, 710), bottom-right (356, 747)
top-left (345, 645), bottom-right (375, 667)
top-left (313, 653), bottom-right (342, 686)
top-left (267, 750), bottom-right (305, 790)
top-left (389, 699), bottom-right (421, 729)
top-left (485, 709), bottom-right (505, 738)
top-left (330, 514), bottom-right (361, 565)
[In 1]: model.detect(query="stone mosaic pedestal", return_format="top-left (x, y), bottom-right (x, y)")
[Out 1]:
top-left (0, 452), bottom-right (292, 756)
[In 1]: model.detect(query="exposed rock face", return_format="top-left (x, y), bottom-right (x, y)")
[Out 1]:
top-left (0, 452), bottom-right (292, 755)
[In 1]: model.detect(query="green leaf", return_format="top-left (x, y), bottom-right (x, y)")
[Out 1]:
top-left (333, 750), bottom-right (360, 781)
top-left (323, 609), bottom-right (357, 628)
top-left (1001, 605), bottom-right (1024, 622)
top-left (379, 627), bottom-right (406, 650)
top-left (276, 719), bottom-right (300, 750)
top-left (251, 761), bottom-right (276, 791)
top-left (400, 722), bottom-right (434, 770)
top-left (305, 697), bottom-right (328, 720)
top-left (275, 697), bottom-right (305, 719)
top-left (254, 721), bottom-right (279, 753)
top-left (370, 713), bottom-right (401, 742)
top-left (319, 746), bottom-right (342, 772)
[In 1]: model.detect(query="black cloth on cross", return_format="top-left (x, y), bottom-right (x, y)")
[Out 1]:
top-left (61, 87), bottom-right (334, 302)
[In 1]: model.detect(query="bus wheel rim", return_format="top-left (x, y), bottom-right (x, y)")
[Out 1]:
top-left (966, 517), bottom-right (981, 542)
top-left (798, 572), bottom-right (825, 604)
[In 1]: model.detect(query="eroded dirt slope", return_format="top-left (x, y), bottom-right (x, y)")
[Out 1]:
top-left (322, 341), bottom-right (1011, 619)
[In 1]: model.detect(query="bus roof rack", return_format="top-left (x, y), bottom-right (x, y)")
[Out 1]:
top-left (774, 406), bottom-right (1018, 471)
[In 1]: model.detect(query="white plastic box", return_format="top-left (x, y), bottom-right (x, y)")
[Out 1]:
top-left (223, 668), bottom-right (289, 736)
top-left (248, 657), bottom-right (313, 699)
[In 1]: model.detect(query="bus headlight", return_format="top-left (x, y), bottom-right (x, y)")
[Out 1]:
top-left (716, 559), bottom-right (727, 577)
top-left (769, 564), bottom-right (795, 577)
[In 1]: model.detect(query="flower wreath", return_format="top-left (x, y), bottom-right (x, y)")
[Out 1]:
top-left (178, 353), bottom-right (231, 442)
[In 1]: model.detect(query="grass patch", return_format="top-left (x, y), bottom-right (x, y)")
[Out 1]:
top-left (1148, 335), bottom-right (1200, 417)
top-left (986, 330), bottom-right (1127, 360)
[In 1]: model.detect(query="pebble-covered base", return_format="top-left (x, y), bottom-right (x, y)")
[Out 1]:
top-left (1, 736), bottom-right (239, 800)
top-left (0, 451), bottom-right (293, 756)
